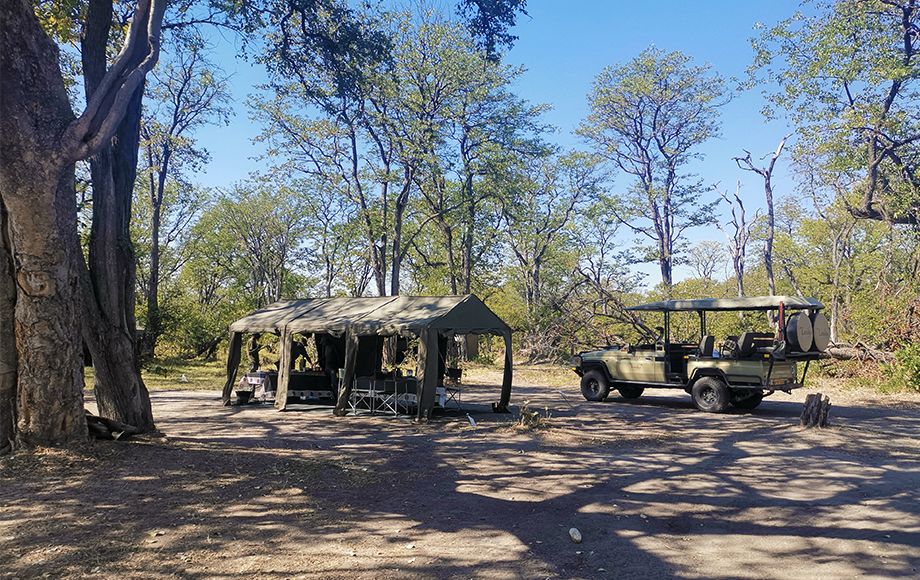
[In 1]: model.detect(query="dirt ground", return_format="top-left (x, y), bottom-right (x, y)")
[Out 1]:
top-left (2, 367), bottom-right (920, 580)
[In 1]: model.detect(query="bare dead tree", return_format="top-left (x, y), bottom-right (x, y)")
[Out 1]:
top-left (714, 181), bottom-right (761, 298)
top-left (734, 134), bottom-right (791, 296)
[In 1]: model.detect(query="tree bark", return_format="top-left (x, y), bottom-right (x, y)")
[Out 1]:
top-left (1, 0), bottom-right (89, 447)
top-left (81, 0), bottom-right (156, 432)
top-left (0, 0), bottom-right (164, 447)
top-left (0, 201), bottom-right (18, 454)
top-left (82, 88), bottom-right (156, 432)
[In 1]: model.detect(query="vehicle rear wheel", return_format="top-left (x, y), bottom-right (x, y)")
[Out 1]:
top-left (691, 377), bottom-right (730, 413)
top-left (617, 386), bottom-right (644, 399)
top-left (731, 392), bottom-right (764, 410)
top-left (580, 370), bottom-right (610, 401)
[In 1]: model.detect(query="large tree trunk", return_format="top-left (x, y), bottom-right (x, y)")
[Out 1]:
top-left (1, 0), bottom-right (164, 447)
top-left (82, 93), bottom-right (155, 432)
top-left (0, 0), bottom-right (89, 447)
top-left (0, 201), bottom-right (18, 454)
top-left (81, 0), bottom-right (155, 432)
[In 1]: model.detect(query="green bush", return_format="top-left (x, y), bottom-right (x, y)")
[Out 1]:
top-left (882, 343), bottom-right (920, 392)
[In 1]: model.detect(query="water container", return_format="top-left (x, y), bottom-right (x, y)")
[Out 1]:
top-left (786, 312), bottom-right (814, 353)
top-left (810, 312), bottom-right (831, 352)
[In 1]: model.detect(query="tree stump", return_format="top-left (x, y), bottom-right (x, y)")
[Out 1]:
top-left (800, 393), bottom-right (831, 428)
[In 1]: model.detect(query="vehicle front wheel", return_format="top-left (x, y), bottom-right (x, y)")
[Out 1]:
top-left (691, 377), bottom-right (730, 413)
top-left (580, 370), bottom-right (610, 401)
top-left (617, 386), bottom-right (644, 399)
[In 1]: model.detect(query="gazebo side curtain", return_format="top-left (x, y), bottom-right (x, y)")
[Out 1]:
top-left (221, 331), bottom-right (243, 405)
top-left (415, 327), bottom-right (439, 421)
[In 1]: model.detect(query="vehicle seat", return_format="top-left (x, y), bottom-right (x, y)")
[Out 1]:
top-left (738, 332), bottom-right (756, 357)
top-left (698, 335), bottom-right (715, 358)
top-left (738, 332), bottom-right (774, 357)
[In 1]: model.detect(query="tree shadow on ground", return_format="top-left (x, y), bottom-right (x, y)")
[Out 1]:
top-left (2, 385), bottom-right (919, 580)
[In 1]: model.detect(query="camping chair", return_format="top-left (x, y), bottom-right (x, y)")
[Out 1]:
top-left (375, 377), bottom-right (401, 416)
top-left (349, 376), bottom-right (380, 414)
top-left (390, 377), bottom-right (419, 415)
top-left (442, 367), bottom-right (462, 409)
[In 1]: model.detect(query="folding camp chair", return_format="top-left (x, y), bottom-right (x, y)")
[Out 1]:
top-left (442, 367), bottom-right (462, 409)
top-left (349, 377), bottom-right (380, 414)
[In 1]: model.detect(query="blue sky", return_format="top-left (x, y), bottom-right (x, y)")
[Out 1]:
top-left (194, 0), bottom-right (809, 280)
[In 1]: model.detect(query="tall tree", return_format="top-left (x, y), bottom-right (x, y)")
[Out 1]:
top-left (578, 46), bottom-right (727, 291)
top-left (252, 1), bottom-right (396, 294)
top-left (0, 0), bottom-right (165, 447)
top-left (391, 11), bottom-right (549, 296)
top-left (750, 0), bottom-right (920, 224)
top-left (202, 182), bottom-right (312, 306)
top-left (139, 39), bottom-right (231, 355)
top-left (503, 152), bottom-right (599, 316)
top-left (79, 0), bottom-right (161, 432)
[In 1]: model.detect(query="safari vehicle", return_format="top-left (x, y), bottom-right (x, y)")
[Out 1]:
top-left (571, 296), bottom-right (830, 412)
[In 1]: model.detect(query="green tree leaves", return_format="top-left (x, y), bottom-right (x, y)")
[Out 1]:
top-left (750, 0), bottom-right (920, 224)
top-left (579, 46), bottom-right (728, 289)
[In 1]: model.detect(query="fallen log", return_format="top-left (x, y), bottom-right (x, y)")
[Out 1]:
top-left (195, 334), bottom-right (224, 359)
top-left (800, 393), bottom-right (831, 428)
top-left (826, 345), bottom-right (894, 363)
top-left (85, 412), bottom-right (144, 441)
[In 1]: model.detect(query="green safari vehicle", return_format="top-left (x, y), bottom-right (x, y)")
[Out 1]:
top-left (571, 296), bottom-right (830, 412)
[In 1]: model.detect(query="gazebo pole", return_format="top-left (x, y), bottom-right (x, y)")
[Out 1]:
top-left (221, 331), bottom-right (242, 405)
top-left (274, 329), bottom-right (292, 410)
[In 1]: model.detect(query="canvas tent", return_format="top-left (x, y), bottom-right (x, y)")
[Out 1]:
top-left (221, 295), bottom-right (513, 421)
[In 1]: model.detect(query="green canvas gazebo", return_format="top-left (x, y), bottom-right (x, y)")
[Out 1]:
top-left (222, 295), bottom-right (513, 421)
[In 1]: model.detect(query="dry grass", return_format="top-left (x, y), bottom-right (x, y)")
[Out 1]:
top-left (82, 357), bottom-right (228, 393)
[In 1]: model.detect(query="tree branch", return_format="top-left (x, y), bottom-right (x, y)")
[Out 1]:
top-left (60, 0), bottom-right (166, 162)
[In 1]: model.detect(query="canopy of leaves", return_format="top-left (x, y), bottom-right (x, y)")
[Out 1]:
top-left (749, 0), bottom-right (920, 224)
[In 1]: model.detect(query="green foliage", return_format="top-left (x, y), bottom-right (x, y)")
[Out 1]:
top-left (882, 343), bottom-right (920, 392)
top-left (456, 0), bottom-right (528, 60)
top-left (578, 46), bottom-right (728, 287)
top-left (749, 0), bottom-right (920, 224)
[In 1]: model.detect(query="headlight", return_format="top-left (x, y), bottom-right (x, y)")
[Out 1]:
top-left (571, 355), bottom-right (582, 367)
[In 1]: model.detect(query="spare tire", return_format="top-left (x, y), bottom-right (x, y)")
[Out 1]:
top-left (786, 312), bottom-right (814, 353)
top-left (810, 311), bottom-right (831, 352)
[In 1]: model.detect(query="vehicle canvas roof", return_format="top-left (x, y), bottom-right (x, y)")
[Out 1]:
top-left (626, 296), bottom-right (824, 313)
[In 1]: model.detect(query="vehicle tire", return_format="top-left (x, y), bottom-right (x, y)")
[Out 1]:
top-left (580, 370), bottom-right (610, 401)
top-left (691, 377), bottom-right (730, 413)
top-left (731, 392), bottom-right (764, 410)
top-left (617, 386), bottom-right (644, 399)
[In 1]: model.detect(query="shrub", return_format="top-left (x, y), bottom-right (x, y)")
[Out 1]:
top-left (882, 343), bottom-right (920, 392)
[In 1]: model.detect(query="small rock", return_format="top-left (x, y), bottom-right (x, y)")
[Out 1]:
top-left (569, 528), bottom-right (582, 543)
